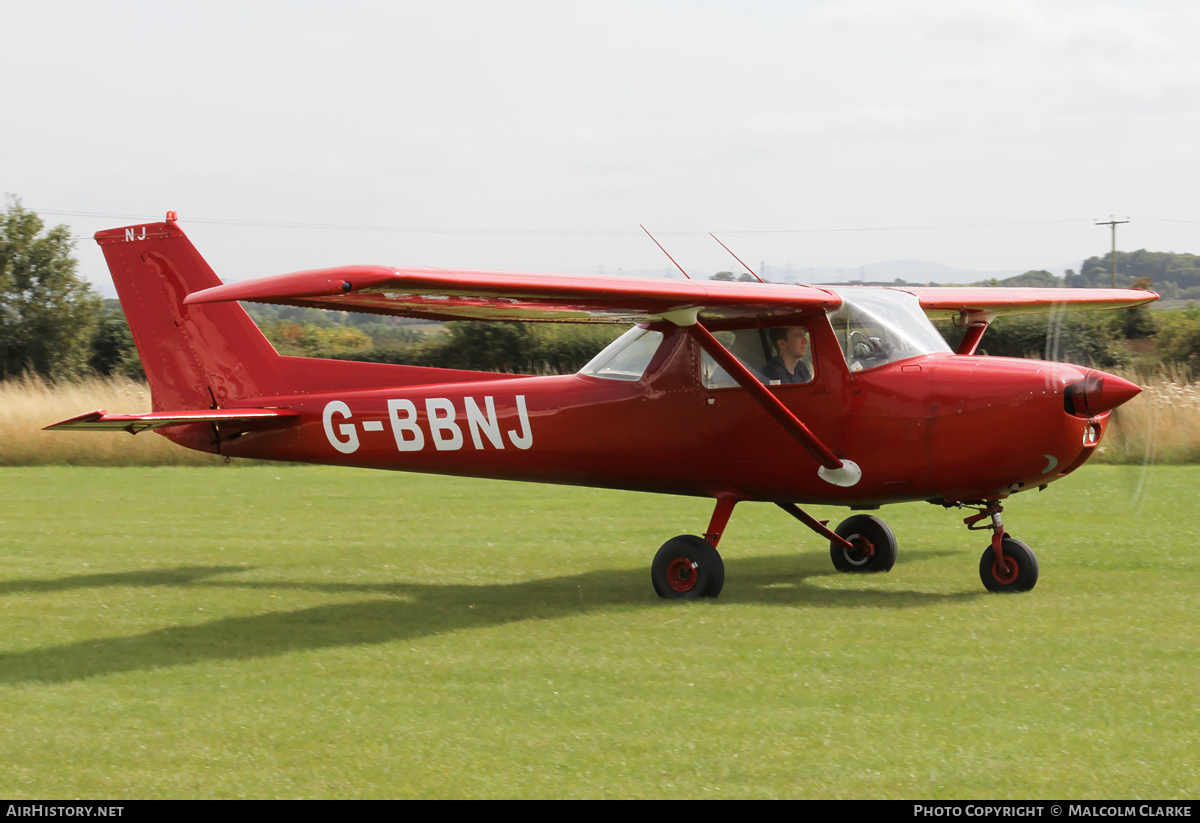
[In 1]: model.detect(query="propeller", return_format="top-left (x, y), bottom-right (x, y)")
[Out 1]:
top-left (1040, 283), bottom-right (1157, 514)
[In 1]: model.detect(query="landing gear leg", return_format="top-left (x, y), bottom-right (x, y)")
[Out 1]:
top-left (962, 502), bottom-right (1039, 592)
top-left (650, 497), bottom-right (734, 600)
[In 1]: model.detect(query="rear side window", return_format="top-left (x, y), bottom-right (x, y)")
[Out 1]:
top-left (579, 327), bottom-right (664, 381)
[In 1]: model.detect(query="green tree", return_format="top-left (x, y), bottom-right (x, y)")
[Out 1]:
top-left (1117, 277), bottom-right (1158, 339)
top-left (437, 322), bottom-right (537, 371)
top-left (259, 320), bottom-right (373, 358)
top-left (1155, 304), bottom-right (1200, 368)
top-left (88, 304), bottom-right (144, 379)
top-left (0, 198), bottom-right (100, 378)
top-left (934, 312), bottom-right (1128, 368)
top-left (338, 321), bottom-right (621, 374)
top-left (1078, 249), bottom-right (1200, 294)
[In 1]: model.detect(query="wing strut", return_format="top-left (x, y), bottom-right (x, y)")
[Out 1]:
top-left (954, 312), bottom-right (994, 356)
top-left (684, 323), bottom-right (860, 486)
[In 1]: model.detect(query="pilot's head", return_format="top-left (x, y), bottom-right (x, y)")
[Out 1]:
top-left (769, 326), bottom-right (809, 359)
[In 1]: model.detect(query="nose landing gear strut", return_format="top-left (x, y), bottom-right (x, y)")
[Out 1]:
top-left (962, 502), bottom-right (1039, 592)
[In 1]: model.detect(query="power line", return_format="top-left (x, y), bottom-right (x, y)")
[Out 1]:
top-left (13, 208), bottom-right (1100, 238)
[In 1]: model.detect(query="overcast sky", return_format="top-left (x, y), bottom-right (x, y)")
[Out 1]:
top-left (3, 0), bottom-right (1199, 289)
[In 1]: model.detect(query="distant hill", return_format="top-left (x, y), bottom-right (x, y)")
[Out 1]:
top-left (975, 269), bottom-right (1061, 288)
top-left (761, 260), bottom-right (1029, 285)
top-left (810, 269), bottom-right (1062, 290)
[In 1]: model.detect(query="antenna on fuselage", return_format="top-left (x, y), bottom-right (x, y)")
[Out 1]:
top-left (640, 225), bottom-right (691, 280)
top-left (709, 233), bottom-right (766, 283)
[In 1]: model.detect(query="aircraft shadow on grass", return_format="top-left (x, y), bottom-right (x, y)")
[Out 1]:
top-left (0, 566), bottom-right (246, 597)
top-left (0, 550), bottom-right (972, 685)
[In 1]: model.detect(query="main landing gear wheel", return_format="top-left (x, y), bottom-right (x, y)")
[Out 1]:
top-left (830, 514), bottom-right (898, 573)
top-left (651, 535), bottom-right (725, 600)
top-left (979, 538), bottom-right (1039, 593)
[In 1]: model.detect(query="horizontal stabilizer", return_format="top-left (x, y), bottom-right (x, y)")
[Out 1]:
top-left (44, 408), bottom-right (299, 435)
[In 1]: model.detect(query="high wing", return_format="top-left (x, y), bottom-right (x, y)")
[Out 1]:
top-left (45, 408), bottom-right (299, 435)
top-left (184, 265), bottom-right (842, 325)
top-left (184, 267), bottom-right (1156, 325)
top-left (883, 286), bottom-right (1158, 319)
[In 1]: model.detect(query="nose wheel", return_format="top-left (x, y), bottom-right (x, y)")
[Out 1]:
top-left (960, 502), bottom-right (1039, 593)
top-left (980, 537), bottom-right (1039, 592)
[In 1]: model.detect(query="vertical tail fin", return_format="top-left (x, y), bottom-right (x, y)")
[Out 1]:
top-left (96, 218), bottom-right (280, 450)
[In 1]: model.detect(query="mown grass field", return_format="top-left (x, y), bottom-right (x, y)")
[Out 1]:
top-left (0, 465), bottom-right (1195, 799)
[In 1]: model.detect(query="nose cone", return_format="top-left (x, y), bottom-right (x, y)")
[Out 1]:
top-left (1069, 371), bottom-right (1141, 416)
top-left (1090, 372), bottom-right (1142, 414)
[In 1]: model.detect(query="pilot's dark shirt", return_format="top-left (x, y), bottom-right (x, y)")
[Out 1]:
top-left (762, 356), bottom-right (811, 384)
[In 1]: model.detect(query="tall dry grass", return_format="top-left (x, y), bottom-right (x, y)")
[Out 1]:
top-left (0, 375), bottom-right (225, 466)
top-left (1098, 367), bottom-right (1200, 465)
top-left (1, 370), bottom-right (1197, 467)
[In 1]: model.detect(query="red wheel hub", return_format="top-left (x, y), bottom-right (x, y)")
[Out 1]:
top-left (840, 535), bottom-right (874, 565)
top-left (991, 557), bottom-right (1020, 585)
top-left (665, 556), bottom-right (699, 592)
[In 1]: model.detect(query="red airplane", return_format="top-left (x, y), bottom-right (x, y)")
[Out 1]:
top-left (49, 215), bottom-right (1155, 597)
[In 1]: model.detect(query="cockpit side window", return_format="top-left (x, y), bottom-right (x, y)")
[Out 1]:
top-left (701, 327), bottom-right (815, 389)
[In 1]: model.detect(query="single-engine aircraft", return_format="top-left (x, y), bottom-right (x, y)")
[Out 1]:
top-left (48, 214), bottom-right (1156, 596)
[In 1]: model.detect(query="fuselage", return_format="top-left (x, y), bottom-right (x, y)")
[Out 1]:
top-left (216, 324), bottom-right (1120, 506)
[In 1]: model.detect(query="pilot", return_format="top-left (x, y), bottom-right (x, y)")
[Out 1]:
top-left (763, 326), bottom-right (812, 384)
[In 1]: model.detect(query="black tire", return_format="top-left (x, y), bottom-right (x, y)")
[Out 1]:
top-left (830, 514), bottom-right (897, 573)
top-left (651, 535), bottom-right (725, 600)
top-left (979, 538), bottom-right (1039, 593)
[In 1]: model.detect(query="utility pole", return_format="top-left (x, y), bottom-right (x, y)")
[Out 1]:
top-left (1095, 216), bottom-right (1130, 288)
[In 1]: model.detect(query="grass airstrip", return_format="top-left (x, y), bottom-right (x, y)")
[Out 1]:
top-left (0, 464), bottom-right (1195, 799)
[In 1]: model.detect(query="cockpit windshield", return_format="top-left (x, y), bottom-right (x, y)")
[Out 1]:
top-left (826, 288), bottom-right (951, 372)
